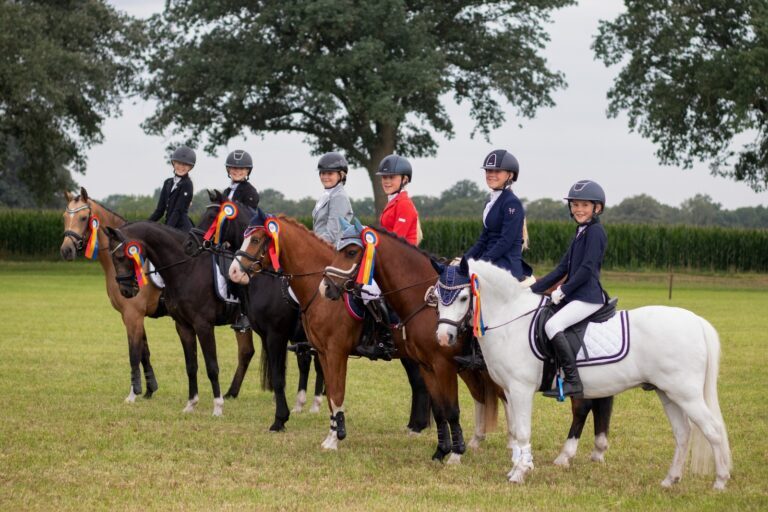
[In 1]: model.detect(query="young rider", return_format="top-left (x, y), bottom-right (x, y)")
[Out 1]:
top-left (223, 150), bottom-right (260, 214)
top-left (530, 180), bottom-right (609, 398)
top-left (356, 154), bottom-right (420, 359)
top-left (455, 149), bottom-right (533, 369)
top-left (312, 151), bottom-right (354, 244)
top-left (149, 145), bottom-right (196, 231)
top-left (223, 149), bottom-right (259, 332)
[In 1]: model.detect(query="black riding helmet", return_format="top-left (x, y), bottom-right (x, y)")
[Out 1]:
top-left (171, 146), bottom-right (196, 167)
top-left (565, 180), bottom-right (606, 219)
top-left (226, 150), bottom-right (253, 181)
top-left (317, 151), bottom-right (348, 185)
top-left (482, 149), bottom-right (519, 182)
top-left (376, 154), bottom-right (413, 183)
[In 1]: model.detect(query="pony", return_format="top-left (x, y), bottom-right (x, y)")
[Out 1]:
top-left (104, 221), bottom-right (254, 416)
top-left (188, 193), bottom-right (324, 430)
top-left (436, 259), bottom-right (732, 489)
top-left (322, 226), bottom-right (615, 467)
top-left (229, 215), bottom-right (432, 450)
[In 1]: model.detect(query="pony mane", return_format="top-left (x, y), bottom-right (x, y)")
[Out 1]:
top-left (370, 226), bottom-right (446, 262)
top-left (467, 259), bottom-right (526, 303)
top-left (73, 196), bottom-right (127, 223)
top-left (275, 214), bottom-right (335, 250)
top-left (120, 220), bottom-right (188, 241)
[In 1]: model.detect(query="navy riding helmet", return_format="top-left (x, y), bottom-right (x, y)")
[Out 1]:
top-left (376, 154), bottom-right (413, 183)
top-left (565, 180), bottom-right (606, 208)
top-left (482, 149), bottom-right (519, 181)
top-left (171, 146), bottom-right (196, 166)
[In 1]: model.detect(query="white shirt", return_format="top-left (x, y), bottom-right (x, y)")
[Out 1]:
top-left (227, 181), bottom-right (240, 200)
top-left (482, 189), bottom-right (504, 226)
top-left (387, 192), bottom-right (399, 202)
top-left (171, 176), bottom-right (182, 192)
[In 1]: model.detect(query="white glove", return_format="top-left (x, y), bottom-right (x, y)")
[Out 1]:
top-left (519, 275), bottom-right (536, 288)
top-left (551, 286), bottom-right (565, 305)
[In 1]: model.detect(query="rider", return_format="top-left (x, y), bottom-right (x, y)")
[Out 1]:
top-left (530, 180), bottom-right (609, 398)
top-left (455, 149), bottom-right (533, 370)
top-left (149, 145), bottom-right (196, 231)
top-left (312, 151), bottom-right (354, 244)
top-left (223, 149), bottom-right (259, 332)
top-left (356, 154), bottom-right (420, 360)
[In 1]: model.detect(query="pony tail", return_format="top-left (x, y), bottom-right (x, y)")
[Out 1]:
top-left (522, 217), bottom-right (529, 251)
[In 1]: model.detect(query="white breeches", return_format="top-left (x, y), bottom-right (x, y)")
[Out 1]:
top-left (361, 280), bottom-right (381, 304)
top-left (545, 300), bottom-right (603, 339)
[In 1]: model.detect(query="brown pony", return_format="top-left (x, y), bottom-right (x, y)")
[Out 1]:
top-left (229, 216), bottom-right (432, 451)
top-left (323, 226), bottom-right (615, 467)
top-left (60, 187), bottom-right (255, 403)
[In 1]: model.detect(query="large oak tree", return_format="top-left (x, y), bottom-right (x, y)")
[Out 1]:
top-left (142, 0), bottom-right (573, 213)
top-left (594, 0), bottom-right (768, 192)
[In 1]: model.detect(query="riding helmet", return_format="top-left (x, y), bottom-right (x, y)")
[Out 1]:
top-left (565, 180), bottom-right (606, 208)
top-left (482, 149), bottom-right (519, 181)
top-left (376, 154), bottom-right (413, 183)
top-left (171, 146), bottom-right (196, 166)
top-left (317, 152), bottom-right (348, 172)
top-left (226, 150), bottom-right (253, 170)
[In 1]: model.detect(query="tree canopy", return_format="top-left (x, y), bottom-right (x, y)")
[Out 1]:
top-left (142, 0), bottom-right (573, 213)
top-left (593, 0), bottom-right (768, 192)
top-left (0, 0), bottom-right (145, 206)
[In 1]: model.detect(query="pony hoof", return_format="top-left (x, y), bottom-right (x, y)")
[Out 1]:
top-left (407, 428), bottom-right (422, 437)
top-left (142, 390), bottom-right (155, 399)
top-left (223, 392), bottom-right (237, 400)
top-left (590, 451), bottom-right (606, 463)
top-left (212, 397), bottom-right (224, 417)
top-left (713, 478), bottom-right (728, 491)
top-left (446, 453), bottom-right (462, 465)
top-left (182, 396), bottom-right (200, 413)
top-left (291, 404), bottom-right (304, 413)
top-left (553, 454), bottom-right (571, 468)
top-left (321, 432), bottom-right (339, 450)
top-left (269, 422), bottom-right (287, 432)
top-left (124, 391), bottom-right (137, 404)
top-left (468, 436), bottom-right (484, 450)
top-left (508, 470), bottom-right (526, 484)
top-left (309, 396), bottom-right (323, 413)
top-left (661, 476), bottom-right (680, 488)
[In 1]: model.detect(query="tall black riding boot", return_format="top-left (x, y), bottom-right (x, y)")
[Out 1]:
top-left (356, 300), bottom-right (396, 361)
top-left (543, 332), bottom-right (583, 398)
top-left (453, 337), bottom-right (486, 371)
top-left (230, 285), bottom-right (251, 333)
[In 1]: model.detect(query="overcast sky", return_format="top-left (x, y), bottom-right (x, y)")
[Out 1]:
top-left (83, 0), bottom-right (768, 209)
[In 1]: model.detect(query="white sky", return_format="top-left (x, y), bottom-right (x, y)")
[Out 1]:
top-left (82, 0), bottom-right (768, 209)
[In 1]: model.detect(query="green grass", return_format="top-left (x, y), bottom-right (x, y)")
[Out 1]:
top-left (0, 261), bottom-right (766, 511)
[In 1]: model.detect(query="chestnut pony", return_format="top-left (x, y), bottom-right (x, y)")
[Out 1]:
top-left (229, 216), bottom-right (432, 452)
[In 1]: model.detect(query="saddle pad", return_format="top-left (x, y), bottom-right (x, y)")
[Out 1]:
top-left (344, 293), bottom-right (365, 321)
top-left (211, 254), bottom-right (239, 304)
top-left (147, 260), bottom-right (165, 289)
top-left (576, 310), bottom-right (630, 366)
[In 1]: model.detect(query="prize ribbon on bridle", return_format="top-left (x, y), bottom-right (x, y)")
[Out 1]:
top-left (125, 242), bottom-right (148, 288)
top-left (265, 217), bottom-right (281, 270)
top-left (356, 228), bottom-right (379, 285)
top-left (84, 216), bottom-right (100, 260)
top-left (470, 273), bottom-right (486, 337)
top-left (204, 202), bottom-right (239, 244)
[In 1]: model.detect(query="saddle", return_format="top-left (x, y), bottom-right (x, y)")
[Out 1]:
top-left (344, 292), bottom-right (400, 355)
top-left (210, 252), bottom-right (241, 324)
top-left (533, 297), bottom-right (618, 392)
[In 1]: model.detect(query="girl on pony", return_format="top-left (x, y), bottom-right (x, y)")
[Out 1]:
top-left (312, 152), bottom-right (354, 244)
top-left (456, 149), bottom-right (532, 369)
top-left (356, 154), bottom-right (420, 360)
top-left (223, 149), bottom-right (260, 332)
top-left (530, 180), bottom-right (608, 398)
top-left (149, 145), bottom-right (196, 231)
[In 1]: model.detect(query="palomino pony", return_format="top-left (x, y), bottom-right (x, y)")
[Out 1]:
top-left (188, 194), bottom-right (324, 430)
top-left (436, 259), bottom-right (732, 489)
top-left (322, 226), bottom-right (616, 466)
top-left (104, 221), bottom-right (254, 416)
top-left (229, 216), bottom-right (432, 451)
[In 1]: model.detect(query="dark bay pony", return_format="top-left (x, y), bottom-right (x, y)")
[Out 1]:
top-left (188, 193), bottom-right (324, 430)
top-left (229, 216), bottom-right (432, 450)
top-left (322, 226), bottom-right (615, 467)
top-left (104, 221), bottom-right (255, 416)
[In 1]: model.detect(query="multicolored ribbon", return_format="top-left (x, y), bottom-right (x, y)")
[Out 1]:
top-left (356, 227), bottom-right (378, 285)
top-left (203, 202), bottom-right (239, 244)
top-left (84, 216), bottom-right (100, 260)
top-left (125, 242), bottom-right (148, 288)
top-left (265, 217), bottom-right (281, 270)
top-left (470, 273), bottom-right (486, 337)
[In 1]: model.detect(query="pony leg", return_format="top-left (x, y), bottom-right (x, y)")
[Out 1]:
top-left (591, 396), bottom-right (613, 463)
top-left (318, 351), bottom-right (348, 450)
top-left (175, 322), bottom-right (199, 413)
top-left (224, 329), bottom-right (255, 399)
top-left (140, 331), bottom-right (159, 398)
top-left (554, 398), bottom-right (592, 468)
top-left (400, 358), bottom-right (431, 433)
top-left (292, 351), bottom-right (311, 413)
top-left (656, 390), bottom-right (691, 488)
top-left (468, 399), bottom-right (486, 450)
top-left (191, 324), bottom-right (223, 416)
top-left (310, 354), bottom-right (324, 413)
top-left (446, 403), bottom-right (466, 465)
top-left (503, 399), bottom-right (520, 465)
top-left (265, 333), bottom-right (290, 431)
top-left (506, 391), bottom-right (535, 484)
top-left (124, 312), bottom-right (146, 403)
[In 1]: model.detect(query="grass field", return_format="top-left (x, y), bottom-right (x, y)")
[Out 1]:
top-left (0, 261), bottom-right (766, 511)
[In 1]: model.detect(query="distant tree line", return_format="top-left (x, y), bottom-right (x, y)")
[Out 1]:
top-left (98, 179), bottom-right (767, 229)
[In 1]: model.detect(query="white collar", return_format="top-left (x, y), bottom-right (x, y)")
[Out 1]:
top-left (387, 192), bottom-right (400, 202)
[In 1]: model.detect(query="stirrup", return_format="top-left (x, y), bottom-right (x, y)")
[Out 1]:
top-left (453, 353), bottom-right (486, 371)
top-left (543, 380), bottom-right (583, 399)
top-left (231, 314), bottom-right (251, 333)
top-left (355, 341), bottom-right (395, 361)
top-left (288, 342), bottom-right (312, 354)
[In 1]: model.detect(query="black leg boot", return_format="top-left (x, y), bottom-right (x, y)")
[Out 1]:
top-left (543, 332), bottom-right (583, 398)
top-left (230, 285), bottom-right (251, 332)
top-left (356, 300), bottom-right (396, 361)
top-left (453, 337), bottom-right (486, 371)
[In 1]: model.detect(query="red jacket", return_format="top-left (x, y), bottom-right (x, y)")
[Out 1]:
top-left (380, 191), bottom-right (419, 245)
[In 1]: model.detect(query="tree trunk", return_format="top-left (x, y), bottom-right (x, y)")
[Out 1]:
top-left (367, 122), bottom-right (397, 217)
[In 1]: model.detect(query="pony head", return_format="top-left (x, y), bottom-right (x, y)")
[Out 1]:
top-left (321, 217), bottom-right (367, 300)
top-left (228, 210), bottom-right (273, 285)
top-left (61, 187), bottom-right (92, 260)
top-left (104, 226), bottom-right (142, 299)
top-left (434, 264), bottom-right (472, 347)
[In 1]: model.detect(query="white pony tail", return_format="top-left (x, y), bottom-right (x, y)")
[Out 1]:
top-left (689, 318), bottom-right (732, 475)
top-left (522, 217), bottom-right (529, 251)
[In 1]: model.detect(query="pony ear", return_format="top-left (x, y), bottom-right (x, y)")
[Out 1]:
top-left (353, 217), bottom-right (364, 231)
top-left (459, 256), bottom-right (469, 276)
top-left (64, 191), bottom-right (73, 203)
top-left (215, 189), bottom-right (223, 203)
top-left (104, 226), bottom-right (124, 242)
top-left (207, 189), bottom-right (216, 202)
top-left (430, 257), bottom-right (446, 275)
top-left (80, 187), bottom-right (89, 202)
top-left (339, 217), bottom-right (352, 231)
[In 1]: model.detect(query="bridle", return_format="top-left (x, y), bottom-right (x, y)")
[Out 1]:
top-left (185, 203), bottom-right (232, 257)
top-left (434, 282), bottom-right (473, 337)
top-left (63, 203), bottom-right (92, 252)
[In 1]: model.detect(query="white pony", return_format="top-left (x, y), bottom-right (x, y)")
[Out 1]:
top-left (435, 259), bottom-right (731, 489)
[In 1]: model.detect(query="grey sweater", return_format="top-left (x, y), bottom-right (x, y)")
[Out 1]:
top-left (312, 184), bottom-right (354, 244)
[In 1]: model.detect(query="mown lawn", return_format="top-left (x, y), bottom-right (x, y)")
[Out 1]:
top-left (0, 261), bottom-right (766, 511)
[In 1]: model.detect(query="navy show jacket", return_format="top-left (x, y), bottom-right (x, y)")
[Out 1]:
top-left (530, 219), bottom-right (607, 304)
top-left (149, 174), bottom-right (193, 231)
top-left (465, 188), bottom-right (532, 280)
